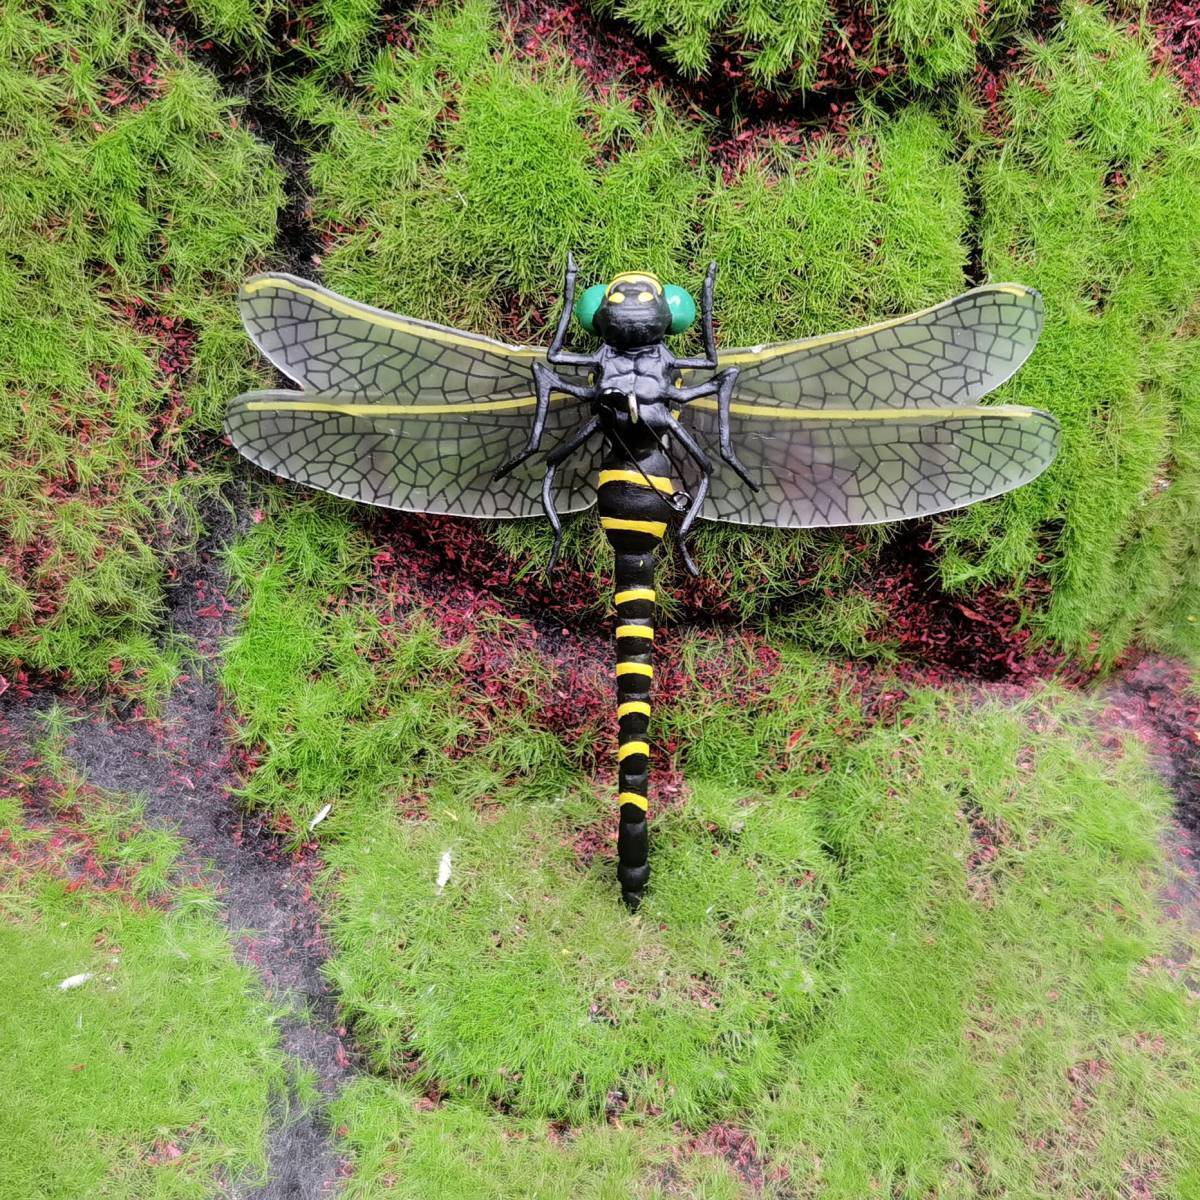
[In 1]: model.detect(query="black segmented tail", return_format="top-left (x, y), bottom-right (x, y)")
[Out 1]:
top-left (596, 460), bottom-right (675, 910)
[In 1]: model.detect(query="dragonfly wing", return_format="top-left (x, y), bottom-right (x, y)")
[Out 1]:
top-left (226, 390), bottom-right (597, 519)
top-left (715, 285), bottom-right (1043, 410)
top-left (239, 273), bottom-right (560, 397)
top-left (677, 400), bottom-right (1059, 528)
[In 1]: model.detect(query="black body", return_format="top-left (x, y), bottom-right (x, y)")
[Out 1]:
top-left (493, 256), bottom-right (759, 909)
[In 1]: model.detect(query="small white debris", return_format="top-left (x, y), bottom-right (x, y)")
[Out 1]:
top-left (436, 850), bottom-right (453, 895)
top-left (58, 973), bottom-right (94, 991)
top-left (308, 804), bottom-right (332, 831)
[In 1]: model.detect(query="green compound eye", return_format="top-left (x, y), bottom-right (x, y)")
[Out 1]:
top-left (574, 283), bottom-right (607, 333)
top-left (664, 285), bottom-right (697, 334)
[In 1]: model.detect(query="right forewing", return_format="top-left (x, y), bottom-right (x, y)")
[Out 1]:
top-left (716, 285), bottom-right (1044, 410)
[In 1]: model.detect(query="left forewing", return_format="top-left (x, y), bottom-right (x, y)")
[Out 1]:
top-left (680, 401), bottom-right (1060, 528)
top-left (239, 273), bottom-right (559, 399)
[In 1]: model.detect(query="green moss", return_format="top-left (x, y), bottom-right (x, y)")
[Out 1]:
top-left (0, 0), bottom-right (283, 694)
top-left (942, 4), bottom-right (1200, 659)
top-left (0, 750), bottom-right (285, 1198)
top-left (221, 498), bottom-right (1200, 1194)
top-left (590, 0), bottom-right (1035, 91)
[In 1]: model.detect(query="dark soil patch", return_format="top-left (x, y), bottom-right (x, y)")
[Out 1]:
top-left (2, 490), bottom-right (353, 1200)
top-left (1099, 656), bottom-right (1200, 835)
top-left (1097, 656), bottom-right (1200, 976)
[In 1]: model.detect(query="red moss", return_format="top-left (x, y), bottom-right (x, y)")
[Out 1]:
top-left (687, 1121), bottom-right (788, 1191)
top-left (858, 530), bottom-right (1094, 687)
top-left (1148, 1), bottom-right (1200, 102)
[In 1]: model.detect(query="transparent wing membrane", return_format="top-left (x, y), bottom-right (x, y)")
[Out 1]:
top-left (239, 273), bottom-right (550, 398)
top-left (715, 285), bottom-right (1044, 411)
top-left (227, 274), bottom-right (1056, 531)
top-left (682, 401), bottom-right (1060, 528)
top-left (225, 390), bottom-right (596, 519)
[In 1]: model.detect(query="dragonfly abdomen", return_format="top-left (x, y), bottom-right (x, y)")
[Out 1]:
top-left (597, 458), bottom-right (675, 910)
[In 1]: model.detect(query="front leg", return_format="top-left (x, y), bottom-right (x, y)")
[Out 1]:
top-left (670, 260), bottom-right (719, 370)
top-left (547, 251), bottom-right (599, 368)
top-left (492, 361), bottom-right (592, 481)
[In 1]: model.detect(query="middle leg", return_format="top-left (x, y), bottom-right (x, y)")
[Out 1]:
top-left (539, 413), bottom-right (601, 573)
top-left (493, 362), bottom-right (593, 481)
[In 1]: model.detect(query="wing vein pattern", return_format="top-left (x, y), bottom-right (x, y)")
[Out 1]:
top-left (227, 274), bottom-right (593, 518)
top-left (715, 284), bottom-right (1044, 410)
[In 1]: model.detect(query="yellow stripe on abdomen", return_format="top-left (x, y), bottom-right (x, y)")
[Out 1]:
top-left (598, 469), bottom-right (675, 494)
top-left (615, 587), bottom-right (655, 606)
top-left (600, 517), bottom-right (666, 537)
top-left (616, 624), bottom-right (653, 639)
top-left (616, 662), bottom-right (653, 678)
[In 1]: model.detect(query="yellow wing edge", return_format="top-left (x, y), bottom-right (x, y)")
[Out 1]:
top-left (240, 273), bottom-right (546, 361)
top-left (692, 399), bottom-right (1052, 423)
top-left (717, 284), bottom-right (1040, 366)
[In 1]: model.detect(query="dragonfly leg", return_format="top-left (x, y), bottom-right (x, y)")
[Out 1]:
top-left (668, 372), bottom-right (757, 491)
top-left (659, 410), bottom-right (712, 577)
top-left (493, 363), bottom-right (591, 481)
top-left (547, 252), bottom-right (602, 369)
top-left (540, 414), bottom-right (601, 573)
top-left (668, 261), bottom-right (720, 370)
top-left (712, 366), bottom-right (758, 490)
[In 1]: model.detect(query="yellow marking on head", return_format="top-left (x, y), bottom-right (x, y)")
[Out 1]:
top-left (608, 271), bottom-right (663, 295)
top-left (609, 291), bottom-right (625, 304)
top-left (618, 741), bottom-right (650, 761)
top-left (715, 284), bottom-right (1037, 366)
top-left (242, 276), bottom-right (543, 359)
top-left (597, 469), bottom-right (675, 493)
top-left (674, 378), bottom-right (683, 388)
top-left (617, 624), bottom-right (653, 640)
top-left (601, 517), bottom-right (667, 537)
top-left (687, 400), bottom-right (1042, 423)
top-left (618, 791), bottom-right (649, 811)
top-left (615, 587), bottom-right (655, 606)
top-left (245, 396), bottom-right (538, 417)
top-left (637, 290), bottom-right (654, 303)
top-left (618, 701), bottom-right (652, 719)
top-left (616, 662), bottom-right (653, 678)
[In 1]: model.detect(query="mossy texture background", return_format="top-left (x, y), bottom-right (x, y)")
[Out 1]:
top-left (3, 3), bottom-right (1200, 1198)
top-left (4, 0), bottom-right (1199, 692)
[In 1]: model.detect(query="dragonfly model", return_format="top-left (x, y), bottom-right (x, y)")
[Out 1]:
top-left (226, 257), bottom-right (1058, 910)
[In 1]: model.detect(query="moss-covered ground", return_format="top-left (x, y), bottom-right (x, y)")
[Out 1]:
top-left (3, 0), bottom-right (1200, 1195)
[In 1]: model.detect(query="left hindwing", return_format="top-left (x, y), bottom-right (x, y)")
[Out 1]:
top-left (225, 389), bottom-right (596, 519)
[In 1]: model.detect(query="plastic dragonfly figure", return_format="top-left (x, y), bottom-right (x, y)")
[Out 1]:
top-left (226, 257), bottom-right (1058, 910)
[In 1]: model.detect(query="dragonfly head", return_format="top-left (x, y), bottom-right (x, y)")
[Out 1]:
top-left (575, 271), bottom-right (696, 348)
